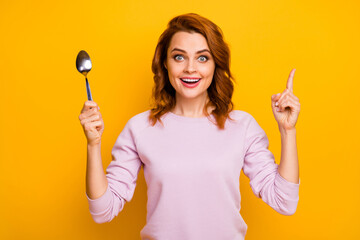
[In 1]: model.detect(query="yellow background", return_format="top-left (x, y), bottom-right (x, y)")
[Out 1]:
top-left (1, 0), bottom-right (359, 239)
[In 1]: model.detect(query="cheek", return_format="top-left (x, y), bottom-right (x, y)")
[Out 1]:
top-left (167, 64), bottom-right (182, 77)
top-left (199, 64), bottom-right (215, 78)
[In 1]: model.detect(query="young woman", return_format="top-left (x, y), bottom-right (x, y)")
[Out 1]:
top-left (79, 13), bottom-right (300, 240)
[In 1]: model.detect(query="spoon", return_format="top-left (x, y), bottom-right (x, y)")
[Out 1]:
top-left (76, 50), bottom-right (93, 101)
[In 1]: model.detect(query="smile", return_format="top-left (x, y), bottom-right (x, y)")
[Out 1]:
top-left (180, 78), bottom-right (201, 83)
top-left (179, 78), bottom-right (202, 88)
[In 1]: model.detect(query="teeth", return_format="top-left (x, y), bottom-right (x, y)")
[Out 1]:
top-left (182, 78), bottom-right (200, 83)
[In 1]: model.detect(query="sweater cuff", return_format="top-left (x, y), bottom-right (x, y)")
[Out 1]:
top-left (86, 184), bottom-right (112, 214)
top-left (275, 171), bottom-right (300, 200)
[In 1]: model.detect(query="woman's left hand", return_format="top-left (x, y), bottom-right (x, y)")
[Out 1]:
top-left (271, 69), bottom-right (301, 132)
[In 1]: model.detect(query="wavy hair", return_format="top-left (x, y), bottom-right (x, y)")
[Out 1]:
top-left (148, 13), bottom-right (235, 129)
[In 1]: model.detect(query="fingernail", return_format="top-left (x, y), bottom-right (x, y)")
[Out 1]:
top-left (275, 102), bottom-right (279, 106)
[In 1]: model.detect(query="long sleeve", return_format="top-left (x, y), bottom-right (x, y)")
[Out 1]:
top-left (242, 116), bottom-right (300, 216)
top-left (86, 118), bottom-right (143, 223)
top-left (86, 109), bottom-right (299, 239)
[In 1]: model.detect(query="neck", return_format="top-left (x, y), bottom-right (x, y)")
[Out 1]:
top-left (171, 92), bottom-right (214, 118)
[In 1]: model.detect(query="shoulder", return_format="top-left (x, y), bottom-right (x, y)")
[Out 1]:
top-left (228, 109), bottom-right (264, 134)
top-left (125, 109), bottom-right (152, 129)
top-left (123, 110), bottom-right (152, 137)
top-left (127, 109), bottom-right (151, 124)
top-left (228, 109), bottom-right (256, 126)
top-left (114, 110), bottom-right (151, 144)
top-left (230, 110), bottom-right (267, 140)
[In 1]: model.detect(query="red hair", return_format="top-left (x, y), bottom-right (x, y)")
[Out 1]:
top-left (149, 13), bottom-right (235, 129)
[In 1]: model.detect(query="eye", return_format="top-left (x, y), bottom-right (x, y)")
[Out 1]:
top-left (174, 55), bottom-right (184, 61)
top-left (198, 55), bottom-right (208, 62)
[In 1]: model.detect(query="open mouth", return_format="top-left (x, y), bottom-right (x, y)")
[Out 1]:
top-left (180, 78), bottom-right (201, 84)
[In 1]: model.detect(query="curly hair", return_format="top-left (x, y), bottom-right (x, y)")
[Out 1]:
top-left (149, 13), bottom-right (235, 129)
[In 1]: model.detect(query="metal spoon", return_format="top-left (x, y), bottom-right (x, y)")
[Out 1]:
top-left (76, 50), bottom-right (93, 101)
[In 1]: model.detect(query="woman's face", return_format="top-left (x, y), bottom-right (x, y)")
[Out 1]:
top-left (165, 31), bottom-right (215, 101)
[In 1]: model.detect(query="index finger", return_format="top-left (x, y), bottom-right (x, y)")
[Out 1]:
top-left (287, 68), bottom-right (296, 92)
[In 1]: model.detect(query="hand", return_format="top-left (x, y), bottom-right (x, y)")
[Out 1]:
top-left (79, 101), bottom-right (104, 146)
top-left (271, 69), bottom-right (301, 132)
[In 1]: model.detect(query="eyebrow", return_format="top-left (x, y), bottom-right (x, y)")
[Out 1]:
top-left (170, 48), bottom-right (211, 54)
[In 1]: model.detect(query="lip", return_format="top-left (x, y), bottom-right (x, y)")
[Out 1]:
top-left (179, 78), bottom-right (201, 88)
top-left (180, 77), bottom-right (201, 79)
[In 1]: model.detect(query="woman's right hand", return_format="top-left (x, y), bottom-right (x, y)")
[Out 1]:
top-left (79, 101), bottom-right (104, 146)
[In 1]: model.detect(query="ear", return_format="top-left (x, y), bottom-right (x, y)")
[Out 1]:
top-left (164, 61), bottom-right (167, 70)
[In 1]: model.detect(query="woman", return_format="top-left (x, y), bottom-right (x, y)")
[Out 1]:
top-left (79, 13), bottom-right (300, 240)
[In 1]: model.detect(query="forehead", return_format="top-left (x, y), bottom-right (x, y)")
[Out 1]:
top-left (168, 31), bottom-right (209, 52)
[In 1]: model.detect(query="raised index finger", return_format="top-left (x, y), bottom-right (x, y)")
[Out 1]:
top-left (287, 68), bottom-right (296, 92)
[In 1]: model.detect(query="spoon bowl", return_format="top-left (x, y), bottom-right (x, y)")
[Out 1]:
top-left (76, 50), bottom-right (93, 100)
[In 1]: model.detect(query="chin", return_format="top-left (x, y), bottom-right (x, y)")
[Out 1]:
top-left (179, 91), bottom-right (207, 99)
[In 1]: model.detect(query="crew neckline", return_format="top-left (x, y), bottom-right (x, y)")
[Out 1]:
top-left (167, 111), bottom-right (215, 122)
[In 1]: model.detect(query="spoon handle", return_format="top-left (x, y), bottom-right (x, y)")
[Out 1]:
top-left (86, 77), bottom-right (93, 101)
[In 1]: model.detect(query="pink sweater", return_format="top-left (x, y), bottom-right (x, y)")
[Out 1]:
top-left (86, 110), bottom-right (300, 239)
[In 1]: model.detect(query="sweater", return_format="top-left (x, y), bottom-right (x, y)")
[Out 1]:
top-left (86, 109), bottom-right (300, 240)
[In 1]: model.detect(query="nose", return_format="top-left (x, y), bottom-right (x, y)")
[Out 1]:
top-left (184, 59), bottom-right (196, 73)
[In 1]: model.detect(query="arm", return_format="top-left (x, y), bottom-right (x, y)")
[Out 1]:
top-left (79, 101), bottom-right (108, 200)
top-left (272, 69), bottom-right (300, 184)
top-left (79, 101), bottom-right (141, 223)
top-left (242, 69), bottom-right (301, 215)
top-left (278, 128), bottom-right (299, 184)
top-left (85, 119), bottom-right (142, 224)
top-left (242, 115), bottom-right (300, 216)
top-left (86, 143), bottom-right (108, 199)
